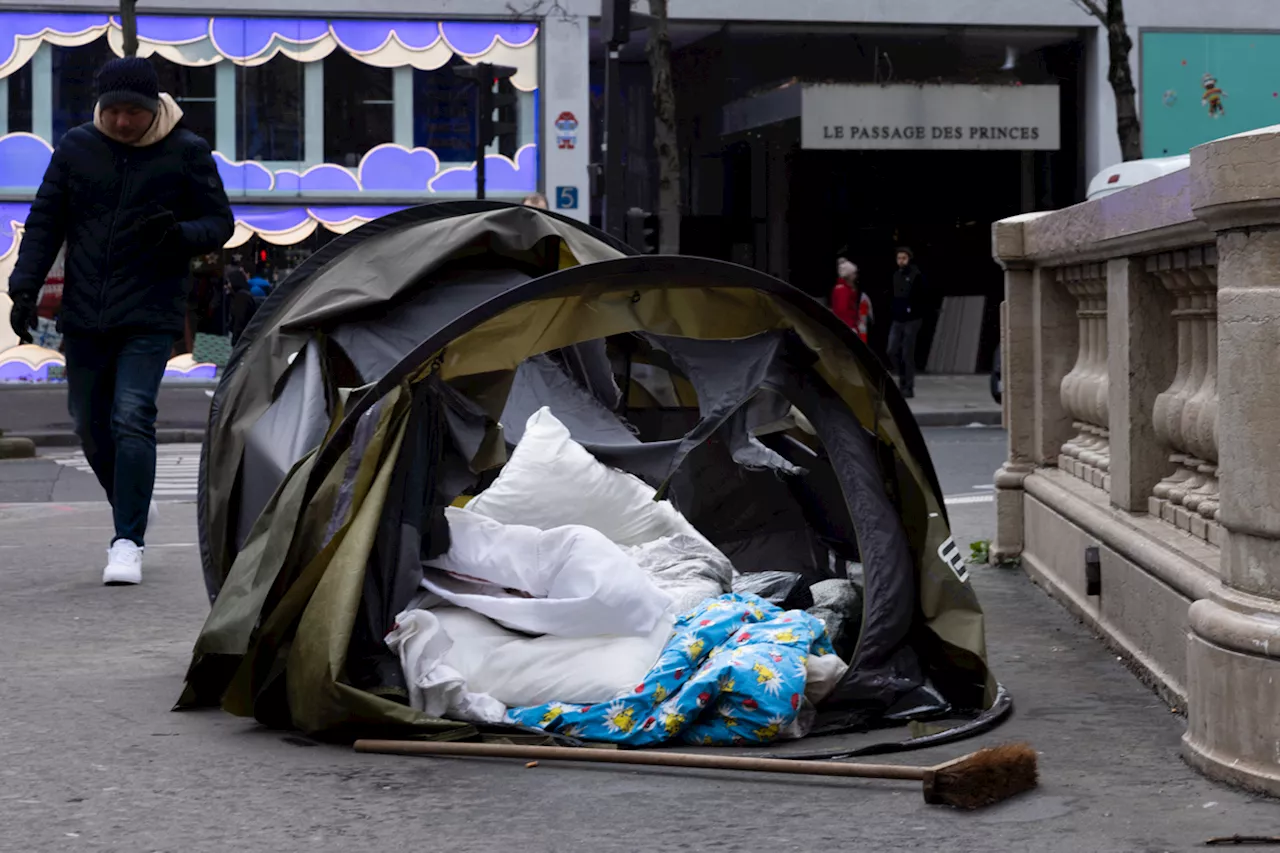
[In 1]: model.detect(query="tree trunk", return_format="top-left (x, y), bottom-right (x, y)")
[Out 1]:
top-left (646, 0), bottom-right (681, 254)
top-left (1104, 0), bottom-right (1142, 161)
top-left (120, 0), bottom-right (139, 57)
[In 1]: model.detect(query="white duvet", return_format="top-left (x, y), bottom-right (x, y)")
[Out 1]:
top-left (386, 523), bottom-right (731, 721)
top-left (386, 408), bottom-right (736, 723)
top-left (386, 519), bottom-right (734, 722)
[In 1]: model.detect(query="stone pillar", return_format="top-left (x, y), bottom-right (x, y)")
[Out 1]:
top-left (1107, 257), bottom-right (1177, 513)
top-left (993, 261), bottom-right (1035, 561)
top-left (1183, 128), bottom-right (1280, 796)
top-left (991, 214), bottom-right (1050, 562)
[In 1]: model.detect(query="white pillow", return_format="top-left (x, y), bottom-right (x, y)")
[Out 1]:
top-left (424, 507), bottom-right (673, 638)
top-left (467, 406), bottom-right (707, 547)
top-left (433, 606), bottom-right (673, 707)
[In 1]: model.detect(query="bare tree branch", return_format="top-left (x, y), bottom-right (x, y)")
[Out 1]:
top-left (505, 0), bottom-right (574, 23)
top-left (1069, 0), bottom-right (1106, 22)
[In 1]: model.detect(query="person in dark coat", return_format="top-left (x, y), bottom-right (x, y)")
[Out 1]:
top-left (226, 275), bottom-right (258, 345)
top-left (7, 57), bottom-right (233, 585)
top-left (886, 246), bottom-right (928, 398)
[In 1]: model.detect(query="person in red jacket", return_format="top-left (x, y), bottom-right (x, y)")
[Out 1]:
top-left (831, 257), bottom-right (873, 343)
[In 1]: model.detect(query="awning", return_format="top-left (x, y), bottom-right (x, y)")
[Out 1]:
top-left (0, 137), bottom-right (539, 197)
top-left (0, 13), bottom-right (539, 90)
top-left (227, 205), bottom-right (408, 247)
top-left (0, 204), bottom-right (427, 281)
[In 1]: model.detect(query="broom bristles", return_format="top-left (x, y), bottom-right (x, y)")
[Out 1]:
top-left (923, 743), bottom-right (1038, 810)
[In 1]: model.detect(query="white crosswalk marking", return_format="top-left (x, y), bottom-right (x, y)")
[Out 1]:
top-left (45, 443), bottom-right (202, 499)
top-left (944, 493), bottom-right (996, 506)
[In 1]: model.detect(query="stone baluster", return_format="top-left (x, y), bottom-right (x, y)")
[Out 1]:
top-left (1056, 269), bottom-right (1088, 465)
top-left (1149, 255), bottom-right (1196, 507)
top-left (1181, 260), bottom-right (1220, 538)
top-left (1056, 265), bottom-right (1109, 489)
top-left (1083, 277), bottom-right (1112, 486)
top-left (1148, 248), bottom-right (1220, 543)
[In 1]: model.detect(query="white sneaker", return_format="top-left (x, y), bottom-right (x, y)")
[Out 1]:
top-left (103, 540), bottom-right (143, 586)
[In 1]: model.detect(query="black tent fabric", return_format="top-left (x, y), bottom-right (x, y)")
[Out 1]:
top-left (184, 201), bottom-right (1002, 749)
top-left (347, 382), bottom-right (451, 704)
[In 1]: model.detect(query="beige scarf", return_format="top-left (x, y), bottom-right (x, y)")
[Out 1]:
top-left (93, 92), bottom-right (184, 147)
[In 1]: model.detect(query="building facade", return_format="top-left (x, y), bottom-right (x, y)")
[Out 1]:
top-left (587, 0), bottom-right (1280, 374)
top-left (2, 0), bottom-right (1279, 379)
top-left (0, 0), bottom-right (592, 375)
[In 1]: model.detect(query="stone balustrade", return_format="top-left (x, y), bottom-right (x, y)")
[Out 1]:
top-left (992, 126), bottom-right (1280, 797)
top-left (1056, 265), bottom-right (1110, 490)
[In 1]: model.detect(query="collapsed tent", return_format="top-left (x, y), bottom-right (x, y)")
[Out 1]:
top-left (179, 200), bottom-right (1006, 749)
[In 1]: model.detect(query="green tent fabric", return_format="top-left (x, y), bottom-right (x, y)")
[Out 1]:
top-left (179, 201), bottom-right (1005, 746)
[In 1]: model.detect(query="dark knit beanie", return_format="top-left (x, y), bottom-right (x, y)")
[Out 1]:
top-left (95, 57), bottom-right (159, 113)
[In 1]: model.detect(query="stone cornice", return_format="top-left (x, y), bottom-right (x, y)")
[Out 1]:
top-left (993, 169), bottom-right (1214, 267)
top-left (1191, 126), bottom-right (1280, 232)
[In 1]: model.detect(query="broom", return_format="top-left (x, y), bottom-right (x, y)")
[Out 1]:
top-left (353, 739), bottom-right (1038, 809)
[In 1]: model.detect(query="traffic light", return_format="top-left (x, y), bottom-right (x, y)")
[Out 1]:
top-left (456, 62), bottom-right (518, 155)
top-left (625, 207), bottom-right (660, 254)
top-left (601, 0), bottom-right (631, 47)
top-left (493, 73), bottom-right (518, 159)
top-left (641, 213), bottom-right (659, 253)
top-left (455, 62), bottom-right (518, 199)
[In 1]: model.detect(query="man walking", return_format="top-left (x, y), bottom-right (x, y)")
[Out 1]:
top-left (8, 57), bottom-right (233, 585)
top-left (886, 246), bottom-right (927, 398)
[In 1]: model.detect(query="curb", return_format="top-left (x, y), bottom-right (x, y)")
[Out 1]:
top-left (910, 410), bottom-right (1003, 427)
top-left (0, 380), bottom-right (219, 392)
top-left (9, 411), bottom-right (1004, 448)
top-left (0, 436), bottom-right (36, 458)
top-left (16, 429), bottom-right (207, 448)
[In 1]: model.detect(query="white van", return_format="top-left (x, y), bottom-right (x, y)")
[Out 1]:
top-left (1085, 155), bottom-right (1190, 201)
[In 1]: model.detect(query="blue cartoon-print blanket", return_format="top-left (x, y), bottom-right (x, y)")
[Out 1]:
top-left (505, 593), bottom-right (835, 746)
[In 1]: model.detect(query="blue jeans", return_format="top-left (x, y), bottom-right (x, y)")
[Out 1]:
top-left (64, 333), bottom-right (172, 546)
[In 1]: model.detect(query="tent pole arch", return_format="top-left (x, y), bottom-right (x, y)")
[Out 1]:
top-left (198, 201), bottom-right (636, 597)
top-left (297, 255), bottom-right (946, 521)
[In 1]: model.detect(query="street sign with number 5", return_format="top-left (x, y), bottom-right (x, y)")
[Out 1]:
top-left (556, 186), bottom-right (579, 210)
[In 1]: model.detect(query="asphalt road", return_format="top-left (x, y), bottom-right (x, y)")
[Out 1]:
top-left (0, 428), bottom-right (1274, 852)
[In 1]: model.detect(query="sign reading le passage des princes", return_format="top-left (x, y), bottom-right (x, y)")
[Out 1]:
top-left (801, 83), bottom-right (1060, 151)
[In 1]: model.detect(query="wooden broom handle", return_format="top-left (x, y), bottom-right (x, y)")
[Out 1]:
top-left (354, 739), bottom-right (928, 781)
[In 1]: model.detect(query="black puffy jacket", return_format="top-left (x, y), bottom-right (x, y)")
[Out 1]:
top-left (10, 122), bottom-right (234, 336)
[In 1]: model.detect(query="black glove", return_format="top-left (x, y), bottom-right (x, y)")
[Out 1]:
top-left (136, 206), bottom-right (179, 250)
top-left (8, 291), bottom-right (37, 345)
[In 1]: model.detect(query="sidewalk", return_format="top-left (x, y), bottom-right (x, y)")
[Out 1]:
top-left (0, 499), bottom-right (1269, 851)
top-left (907, 374), bottom-right (1001, 427)
top-left (0, 373), bottom-right (998, 447)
